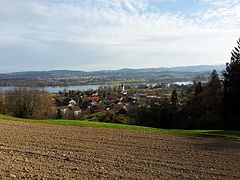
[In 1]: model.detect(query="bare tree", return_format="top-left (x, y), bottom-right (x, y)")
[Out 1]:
top-left (5, 88), bottom-right (55, 119)
top-left (0, 90), bottom-right (5, 114)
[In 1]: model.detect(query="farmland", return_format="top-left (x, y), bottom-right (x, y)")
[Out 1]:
top-left (0, 118), bottom-right (239, 179)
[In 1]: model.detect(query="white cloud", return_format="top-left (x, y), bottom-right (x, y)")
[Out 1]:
top-left (0, 0), bottom-right (239, 72)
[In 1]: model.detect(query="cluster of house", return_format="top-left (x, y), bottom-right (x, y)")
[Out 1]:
top-left (54, 84), bottom-right (176, 119)
top-left (55, 90), bottom-right (131, 119)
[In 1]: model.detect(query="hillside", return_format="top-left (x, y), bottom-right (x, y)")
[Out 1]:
top-left (0, 65), bottom-right (225, 78)
top-left (0, 118), bottom-right (239, 179)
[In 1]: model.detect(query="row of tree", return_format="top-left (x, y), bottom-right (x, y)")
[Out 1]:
top-left (0, 88), bottom-right (55, 119)
top-left (125, 69), bottom-right (222, 129)
top-left (223, 38), bottom-right (240, 129)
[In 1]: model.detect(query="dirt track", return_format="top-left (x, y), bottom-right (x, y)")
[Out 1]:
top-left (0, 120), bottom-right (239, 179)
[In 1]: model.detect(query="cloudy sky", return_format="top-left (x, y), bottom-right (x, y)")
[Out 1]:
top-left (0, 0), bottom-right (239, 72)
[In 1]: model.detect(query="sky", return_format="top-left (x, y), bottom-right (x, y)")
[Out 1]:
top-left (0, 0), bottom-right (239, 73)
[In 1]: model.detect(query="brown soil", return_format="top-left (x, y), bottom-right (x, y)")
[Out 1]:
top-left (0, 120), bottom-right (239, 179)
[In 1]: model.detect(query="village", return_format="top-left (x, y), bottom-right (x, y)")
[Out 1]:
top-left (54, 83), bottom-right (188, 122)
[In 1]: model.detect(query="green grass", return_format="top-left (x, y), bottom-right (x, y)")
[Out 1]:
top-left (0, 114), bottom-right (239, 140)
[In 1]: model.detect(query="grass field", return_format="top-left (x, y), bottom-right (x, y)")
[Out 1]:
top-left (0, 114), bottom-right (239, 140)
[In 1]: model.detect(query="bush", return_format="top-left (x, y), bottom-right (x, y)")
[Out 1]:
top-left (5, 88), bottom-right (55, 119)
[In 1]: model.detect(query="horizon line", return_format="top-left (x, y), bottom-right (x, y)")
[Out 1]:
top-left (1, 63), bottom-right (226, 74)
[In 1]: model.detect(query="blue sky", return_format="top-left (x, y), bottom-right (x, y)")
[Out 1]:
top-left (0, 0), bottom-right (239, 73)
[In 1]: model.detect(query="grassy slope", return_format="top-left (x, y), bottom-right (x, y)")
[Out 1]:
top-left (0, 114), bottom-right (239, 140)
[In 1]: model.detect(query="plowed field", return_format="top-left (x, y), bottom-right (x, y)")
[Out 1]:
top-left (0, 120), bottom-right (239, 179)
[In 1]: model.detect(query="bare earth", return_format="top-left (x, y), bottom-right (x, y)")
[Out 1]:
top-left (0, 120), bottom-right (239, 179)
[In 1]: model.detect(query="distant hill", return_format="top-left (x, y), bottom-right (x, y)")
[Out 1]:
top-left (113, 65), bottom-right (225, 74)
top-left (0, 65), bottom-right (225, 79)
top-left (0, 70), bottom-right (87, 79)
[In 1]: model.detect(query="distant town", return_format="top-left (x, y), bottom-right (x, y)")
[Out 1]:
top-left (0, 65), bottom-right (224, 87)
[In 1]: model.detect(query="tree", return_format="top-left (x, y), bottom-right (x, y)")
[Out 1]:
top-left (200, 70), bottom-right (223, 128)
top-left (194, 82), bottom-right (203, 95)
top-left (6, 88), bottom-right (55, 119)
top-left (223, 38), bottom-right (240, 129)
top-left (0, 90), bottom-right (5, 114)
top-left (6, 88), bottom-right (39, 118)
top-left (171, 89), bottom-right (178, 105)
top-left (33, 91), bottom-right (55, 119)
top-left (208, 69), bottom-right (222, 91)
top-left (170, 89), bottom-right (178, 114)
top-left (206, 70), bottom-right (222, 106)
top-left (56, 109), bottom-right (63, 119)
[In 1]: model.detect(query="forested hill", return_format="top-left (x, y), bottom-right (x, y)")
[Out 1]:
top-left (0, 65), bottom-right (225, 78)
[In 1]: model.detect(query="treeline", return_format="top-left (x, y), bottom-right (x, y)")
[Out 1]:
top-left (127, 69), bottom-right (223, 129)
top-left (0, 88), bottom-right (55, 119)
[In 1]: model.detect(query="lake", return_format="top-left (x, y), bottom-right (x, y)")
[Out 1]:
top-left (0, 85), bottom-right (107, 93)
top-left (0, 81), bottom-right (193, 93)
top-left (171, 81), bottom-right (193, 86)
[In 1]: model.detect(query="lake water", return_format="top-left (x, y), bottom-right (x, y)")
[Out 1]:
top-left (0, 85), bottom-right (106, 93)
top-left (171, 81), bottom-right (193, 86)
top-left (0, 81), bottom-right (193, 93)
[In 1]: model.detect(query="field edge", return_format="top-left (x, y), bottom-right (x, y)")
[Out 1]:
top-left (0, 114), bottom-right (239, 140)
